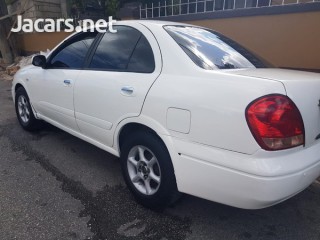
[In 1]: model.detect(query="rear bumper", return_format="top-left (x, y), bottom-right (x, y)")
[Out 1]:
top-left (168, 137), bottom-right (320, 209)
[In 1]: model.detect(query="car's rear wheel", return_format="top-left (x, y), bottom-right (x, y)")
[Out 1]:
top-left (120, 131), bottom-right (179, 209)
top-left (15, 87), bottom-right (41, 131)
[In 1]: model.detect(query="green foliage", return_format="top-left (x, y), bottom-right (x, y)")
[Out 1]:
top-left (106, 0), bottom-right (119, 17)
top-left (119, 0), bottom-right (150, 7)
top-left (172, 0), bottom-right (180, 15)
top-left (109, 0), bottom-right (182, 17)
top-left (120, 0), bottom-right (180, 14)
top-left (5, 0), bottom-right (17, 5)
top-left (73, 0), bottom-right (84, 9)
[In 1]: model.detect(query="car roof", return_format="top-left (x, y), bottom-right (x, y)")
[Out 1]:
top-left (84, 20), bottom-right (197, 34)
top-left (114, 19), bottom-right (194, 28)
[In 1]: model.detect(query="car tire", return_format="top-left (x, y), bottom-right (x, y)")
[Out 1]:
top-left (120, 131), bottom-right (180, 209)
top-left (15, 87), bottom-right (42, 131)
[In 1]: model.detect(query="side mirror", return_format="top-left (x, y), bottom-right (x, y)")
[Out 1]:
top-left (32, 55), bottom-right (46, 68)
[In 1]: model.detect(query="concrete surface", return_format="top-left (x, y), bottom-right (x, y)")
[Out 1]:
top-left (1, 78), bottom-right (320, 240)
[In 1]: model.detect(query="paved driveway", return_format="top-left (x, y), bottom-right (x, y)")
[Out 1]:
top-left (1, 78), bottom-right (320, 240)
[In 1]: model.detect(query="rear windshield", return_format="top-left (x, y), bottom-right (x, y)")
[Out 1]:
top-left (164, 25), bottom-right (271, 70)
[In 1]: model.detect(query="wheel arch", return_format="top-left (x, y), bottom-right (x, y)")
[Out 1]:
top-left (114, 116), bottom-right (181, 177)
top-left (15, 83), bottom-right (24, 92)
top-left (12, 80), bottom-right (29, 103)
top-left (114, 116), bottom-right (172, 155)
top-left (13, 81), bottom-right (39, 119)
top-left (118, 123), bottom-right (159, 151)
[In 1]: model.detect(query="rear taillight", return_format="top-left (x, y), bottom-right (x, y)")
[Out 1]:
top-left (246, 94), bottom-right (304, 151)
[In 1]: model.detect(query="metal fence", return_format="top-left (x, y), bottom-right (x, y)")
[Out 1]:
top-left (140, 0), bottom-right (318, 18)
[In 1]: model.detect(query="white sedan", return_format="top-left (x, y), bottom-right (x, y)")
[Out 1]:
top-left (12, 20), bottom-right (320, 209)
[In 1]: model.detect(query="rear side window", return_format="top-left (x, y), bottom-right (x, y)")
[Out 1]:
top-left (49, 32), bottom-right (97, 69)
top-left (127, 35), bottom-right (155, 73)
top-left (89, 26), bottom-right (155, 73)
top-left (164, 26), bottom-right (269, 70)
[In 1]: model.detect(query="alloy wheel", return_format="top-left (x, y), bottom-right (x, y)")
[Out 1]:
top-left (127, 145), bottom-right (161, 195)
top-left (17, 95), bottom-right (30, 124)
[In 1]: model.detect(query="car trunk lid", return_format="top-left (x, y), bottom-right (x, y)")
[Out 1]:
top-left (228, 68), bottom-right (320, 148)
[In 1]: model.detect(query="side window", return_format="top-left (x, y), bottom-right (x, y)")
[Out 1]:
top-left (89, 26), bottom-right (140, 70)
top-left (48, 32), bottom-right (97, 69)
top-left (127, 35), bottom-right (155, 73)
top-left (89, 26), bottom-right (154, 72)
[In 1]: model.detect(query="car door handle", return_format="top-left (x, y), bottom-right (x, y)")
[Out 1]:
top-left (121, 86), bottom-right (134, 95)
top-left (63, 79), bottom-right (72, 86)
top-left (63, 79), bottom-right (72, 87)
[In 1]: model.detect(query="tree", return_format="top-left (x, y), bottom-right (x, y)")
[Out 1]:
top-left (0, 0), bottom-right (19, 64)
top-left (0, 0), bottom-right (13, 63)
top-left (105, 0), bottom-right (119, 17)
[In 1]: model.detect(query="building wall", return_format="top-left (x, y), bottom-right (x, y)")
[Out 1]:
top-left (18, 31), bottom-right (71, 54)
top-left (8, 0), bottom-right (67, 21)
top-left (33, 0), bottom-right (65, 19)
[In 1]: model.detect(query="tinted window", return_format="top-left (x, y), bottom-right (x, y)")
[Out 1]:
top-left (49, 32), bottom-right (97, 69)
top-left (89, 26), bottom-right (141, 70)
top-left (127, 35), bottom-right (155, 73)
top-left (164, 26), bottom-right (270, 70)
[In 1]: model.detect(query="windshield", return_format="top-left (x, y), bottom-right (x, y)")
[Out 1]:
top-left (164, 25), bottom-right (271, 70)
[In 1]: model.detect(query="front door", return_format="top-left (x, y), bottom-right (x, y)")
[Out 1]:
top-left (29, 31), bottom-right (98, 131)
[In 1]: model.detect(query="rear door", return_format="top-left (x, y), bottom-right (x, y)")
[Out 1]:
top-left (74, 23), bottom-right (162, 147)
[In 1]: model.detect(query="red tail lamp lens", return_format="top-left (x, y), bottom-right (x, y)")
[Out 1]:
top-left (246, 95), bottom-right (304, 151)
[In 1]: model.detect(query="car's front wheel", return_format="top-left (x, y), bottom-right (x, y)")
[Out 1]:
top-left (120, 131), bottom-right (179, 209)
top-left (15, 87), bottom-right (41, 131)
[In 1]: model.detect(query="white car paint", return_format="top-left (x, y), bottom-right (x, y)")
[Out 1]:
top-left (74, 22), bottom-right (162, 147)
top-left (30, 69), bottom-right (80, 131)
top-left (12, 20), bottom-right (320, 209)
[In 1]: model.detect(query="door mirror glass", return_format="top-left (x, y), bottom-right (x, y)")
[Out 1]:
top-left (32, 55), bottom-right (46, 67)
